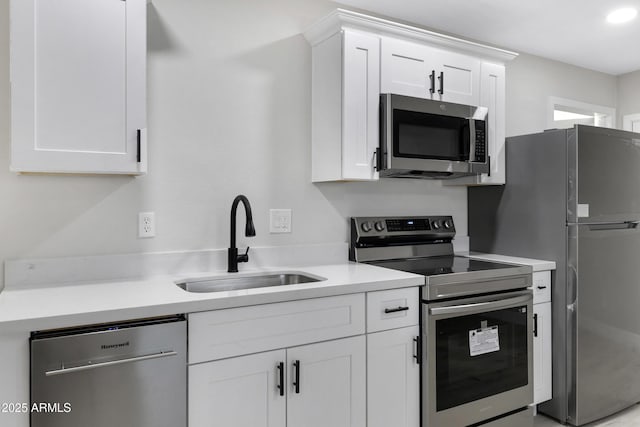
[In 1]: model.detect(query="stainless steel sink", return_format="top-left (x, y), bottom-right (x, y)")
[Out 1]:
top-left (176, 271), bottom-right (326, 293)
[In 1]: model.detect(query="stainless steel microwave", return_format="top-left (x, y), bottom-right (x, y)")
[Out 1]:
top-left (377, 94), bottom-right (489, 178)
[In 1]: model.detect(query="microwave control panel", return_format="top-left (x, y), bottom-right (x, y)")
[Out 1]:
top-left (474, 120), bottom-right (487, 163)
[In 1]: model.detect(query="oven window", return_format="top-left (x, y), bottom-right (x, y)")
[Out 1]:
top-left (393, 109), bottom-right (469, 161)
top-left (434, 305), bottom-right (528, 411)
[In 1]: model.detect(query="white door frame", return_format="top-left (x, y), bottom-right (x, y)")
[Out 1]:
top-left (623, 113), bottom-right (640, 132)
top-left (547, 96), bottom-right (616, 129)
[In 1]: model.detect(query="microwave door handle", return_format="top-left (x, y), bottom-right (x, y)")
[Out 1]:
top-left (468, 119), bottom-right (476, 162)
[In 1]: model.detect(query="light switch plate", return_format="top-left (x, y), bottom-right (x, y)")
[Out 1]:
top-left (270, 209), bottom-right (292, 233)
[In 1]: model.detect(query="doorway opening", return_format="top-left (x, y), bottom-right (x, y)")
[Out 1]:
top-left (547, 97), bottom-right (616, 130)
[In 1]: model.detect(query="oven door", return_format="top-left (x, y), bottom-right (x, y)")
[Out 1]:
top-left (422, 289), bottom-right (533, 427)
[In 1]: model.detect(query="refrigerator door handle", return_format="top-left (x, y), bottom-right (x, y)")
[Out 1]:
top-left (569, 221), bottom-right (640, 230)
top-left (589, 221), bottom-right (639, 231)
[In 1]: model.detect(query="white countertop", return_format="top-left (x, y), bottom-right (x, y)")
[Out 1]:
top-left (461, 252), bottom-right (557, 272)
top-left (0, 245), bottom-right (555, 332)
top-left (0, 262), bottom-right (424, 332)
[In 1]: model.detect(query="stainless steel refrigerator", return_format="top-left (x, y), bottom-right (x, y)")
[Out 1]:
top-left (468, 125), bottom-right (640, 426)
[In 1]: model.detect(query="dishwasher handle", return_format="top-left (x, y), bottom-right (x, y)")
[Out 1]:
top-left (45, 351), bottom-right (178, 377)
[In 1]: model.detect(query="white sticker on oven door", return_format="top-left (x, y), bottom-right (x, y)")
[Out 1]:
top-left (469, 326), bottom-right (500, 356)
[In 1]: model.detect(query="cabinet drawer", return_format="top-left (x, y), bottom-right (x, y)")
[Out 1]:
top-left (366, 288), bottom-right (419, 333)
top-left (532, 271), bottom-right (552, 304)
top-left (188, 294), bottom-right (365, 364)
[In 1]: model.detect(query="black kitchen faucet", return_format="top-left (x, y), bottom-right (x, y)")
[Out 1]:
top-left (228, 195), bottom-right (256, 272)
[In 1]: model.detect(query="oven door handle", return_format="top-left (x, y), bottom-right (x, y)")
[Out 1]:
top-left (429, 294), bottom-right (532, 316)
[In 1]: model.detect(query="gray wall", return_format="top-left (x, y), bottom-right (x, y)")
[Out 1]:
top-left (505, 53), bottom-right (618, 137)
top-left (0, 0), bottom-right (631, 290)
top-left (617, 70), bottom-right (640, 125)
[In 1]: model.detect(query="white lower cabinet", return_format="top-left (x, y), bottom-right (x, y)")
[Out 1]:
top-left (187, 289), bottom-right (422, 427)
top-left (288, 336), bottom-right (366, 427)
top-left (188, 335), bottom-right (366, 427)
top-left (531, 270), bottom-right (553, 405)
top-left (367, 326), bottom-right (420, 427)
top-left (533, 301), bottom-right (552, 405)
top-left (189, 350), bottom-right (286, 427)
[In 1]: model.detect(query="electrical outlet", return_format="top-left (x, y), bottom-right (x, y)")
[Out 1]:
top-left (138, 212), bottom-right (156, 238)
top-left (270, 209), bottom-right (292, 233)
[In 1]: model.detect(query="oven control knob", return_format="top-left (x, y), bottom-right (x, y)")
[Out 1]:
top-left (432, 220), bottom-right (441, 230)
top-left (361, 221), bottom-right (373, 232)
top-left (374, 221), bottom-right (385, 232)
top-left (443, 219), bottom-right (454, 230)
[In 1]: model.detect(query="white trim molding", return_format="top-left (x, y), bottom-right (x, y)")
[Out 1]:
top-left (623, 113), bottom-right (640, 132)
top-left (303, 9), bottom-right (518, 64)
top-left (547, 96), bottom-right (616, 130)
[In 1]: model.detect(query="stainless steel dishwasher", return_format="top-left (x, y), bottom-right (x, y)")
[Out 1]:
top-left (30, 315), bottom-right (186, 427)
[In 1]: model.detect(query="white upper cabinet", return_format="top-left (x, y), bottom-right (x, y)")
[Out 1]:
top-left (309, 29), bottom-right (380, 182)
top-left (479, 62), bottom-right (506, 184)
top-left (10, 0), bottom-right (147, 174)
top-left (381, 37), bottom-right (480, 106)
top-left (305, 9), bottom-right (516, 183)
top-left (380, 38), bottom-right (432, 99)
top-left (445, 61), bottom-right (506, 185)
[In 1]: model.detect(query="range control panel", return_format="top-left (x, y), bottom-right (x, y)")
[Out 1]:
top-left (351, 216), bottom-right (455, 240)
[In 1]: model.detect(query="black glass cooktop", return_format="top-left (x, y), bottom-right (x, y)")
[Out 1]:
top-left (368, 256), bottom-right (519, 277)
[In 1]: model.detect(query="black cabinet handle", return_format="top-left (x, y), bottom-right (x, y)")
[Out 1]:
top-left (533, 313), bottom-right (538, 337)
top-left (413, 336), bottom-right (421, 365)
top-left (429, 70), bottom-right (436, 94)
top-left (537, 286), bottom-right (547, 290)
top-left (136, 129), bottom-right (142, 163)
top-left (384, 306), bottom-right (409, 314)
top-left (277, 362), bottom-right (284, 396)
top-left (293, 360), bottom-right (300, 394)
top-left (438, 71), bottom-right (444, 95)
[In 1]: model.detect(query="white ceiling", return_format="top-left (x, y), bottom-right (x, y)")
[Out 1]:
top-left (337, 0), bottom-right (640, 76)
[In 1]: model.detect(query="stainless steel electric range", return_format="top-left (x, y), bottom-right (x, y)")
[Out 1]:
top-left (350, 216), bottom-right (534, 427)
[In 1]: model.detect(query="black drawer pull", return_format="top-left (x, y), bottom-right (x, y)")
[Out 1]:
top-left (277, 362), bottom-right (284, 396)
top-left (384, 306), bottom-right (409, 314)
top-left (293, 360), bottom-right (300, 394)
top-left (537, 286), bottom-right (547, 290)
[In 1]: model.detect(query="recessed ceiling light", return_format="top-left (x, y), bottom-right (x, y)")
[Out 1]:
top-left (606, 7), bottom-right (638, 24)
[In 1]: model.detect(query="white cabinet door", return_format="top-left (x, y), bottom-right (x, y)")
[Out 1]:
top-left (367, 326), bottom-right (420, 427)
top-left (11, 0), bottom-right (147, 174)
top-left (342, 30), bottom-right (380, 180)
top-left (287, 336), bottom-right (366, 427)
top-left (443, 61), bottom-right (505, 186)
top-left (381, 37), bottom-right (480, 105)
top-left (478, 62), bottom-right (506, 184)
top-left (381, 37), bottom-right (433, 99)
top-left (310, 30), bottom-right (379, 182)
top-left (189, 350), bottom-right (287, 427)
top-left (533, 302), bottom-right (552, 404)
top-left (435, 50), bottom-right (481, 106)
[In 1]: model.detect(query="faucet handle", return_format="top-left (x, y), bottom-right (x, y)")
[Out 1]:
top-left (238, 246), bottom-right (250, 263)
